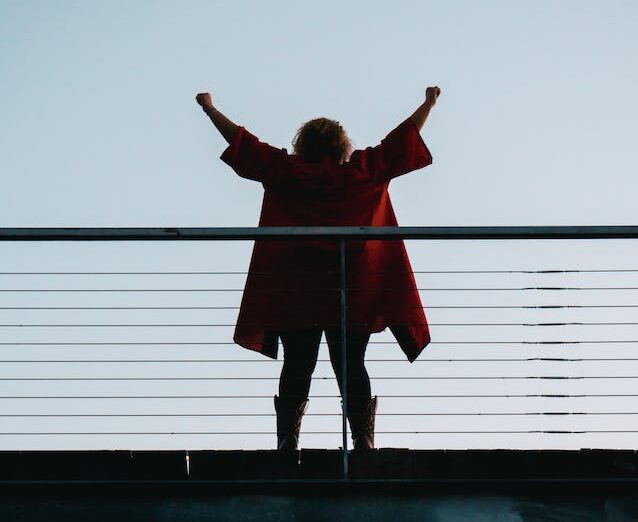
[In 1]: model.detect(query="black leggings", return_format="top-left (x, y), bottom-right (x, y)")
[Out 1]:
top-left (278, 329), bottom-right (371, 408)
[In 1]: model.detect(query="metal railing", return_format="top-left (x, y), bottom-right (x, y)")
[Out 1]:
top-left (2, 226), bottom-right (638, 479)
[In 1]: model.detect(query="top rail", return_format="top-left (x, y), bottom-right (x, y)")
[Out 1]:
top-left (2, 226), bottom-right (638, 241)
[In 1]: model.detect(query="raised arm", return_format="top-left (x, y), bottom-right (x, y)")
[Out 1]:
top-left (197, 92), bottom-right (288, 184)
top-left (348, 86), bottom-right (440, 182)
top-left (195, 92), bottom-right (238, 145)
top-left (409, 86), bottom-right (441, 131)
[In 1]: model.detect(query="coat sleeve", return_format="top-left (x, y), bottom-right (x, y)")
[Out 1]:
top-left (220, 126), bottom-right (288, 183)
top-left (349, 118), bottom-right (433, 182)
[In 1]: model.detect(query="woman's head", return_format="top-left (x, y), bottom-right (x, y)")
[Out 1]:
top-left (292, 118), bottom-right (352, 164)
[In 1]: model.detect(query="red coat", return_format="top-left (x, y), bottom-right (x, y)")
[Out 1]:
top-left (220, 118), bottom-right (433, 362)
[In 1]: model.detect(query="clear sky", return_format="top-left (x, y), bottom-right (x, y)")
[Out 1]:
top-left (1, 1), bottom-right (638, 452)
top-left (2, 0), bottom-right (637, 227)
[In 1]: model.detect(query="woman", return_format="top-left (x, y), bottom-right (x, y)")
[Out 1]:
top-left (196, 86), bottom-right (440, 451)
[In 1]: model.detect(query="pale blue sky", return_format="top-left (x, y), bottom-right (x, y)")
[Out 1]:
top-left (1, 0), bottom-right (637, 226)
top-left (1, 1), bottom-right (638, 451)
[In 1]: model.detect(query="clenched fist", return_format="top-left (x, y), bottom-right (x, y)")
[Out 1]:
top-left (425, 86), bottom-right (441, 106)
top-left (196, 92), bottom-right (213, 111)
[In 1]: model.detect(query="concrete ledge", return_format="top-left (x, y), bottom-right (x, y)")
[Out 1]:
top-left (1, 449), bottom-right (637, 483)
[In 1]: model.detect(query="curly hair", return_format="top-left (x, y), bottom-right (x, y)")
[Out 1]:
top-left (292, 118), bottom-right (353, 163)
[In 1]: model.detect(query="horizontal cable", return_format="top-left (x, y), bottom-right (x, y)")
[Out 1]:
top-left (2, 411), bottom-right (638, 418)
top-left (3, 394), bottom-right (638, 399)
top-left (2, 340), bottom-right (638, 346)
top-left (0, 323), bottom-right (235, 328)
top-left (0, 306), bottom-right (241, 310)
top-left (422, 287), bottom-right (638, 291)
top-left (0, 289), bottom-right (245, 292)
top-left (431, 341), bottom-right (638, 345)
top-left (432, 322), bottom-right (638, 326)
top-left (1, 376), bottom-right (638, 381)
top-left (0, 430), bottom-right (636, 435)
top-left (4, 304), bottom-right (638, 311)
top-left (3, 286), bottom-right (638, 292)
top-left (0, 271), bottom-right (253, 275)
top-left (2, 269), bottom-right (638, 275)
top-left (0, 342), bottom-right (237, 346)
top-left (431, 305), bottom-right (638, 309)
top-left (1, 322), bottom-right (638, 327)
top-left (413, 269), bottom-right (638, 274)
top-left (2, 357), bottom-right (638, 363)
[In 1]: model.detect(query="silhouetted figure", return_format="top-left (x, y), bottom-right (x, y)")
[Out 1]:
top-left (196, 87), bottom-right (440, 451)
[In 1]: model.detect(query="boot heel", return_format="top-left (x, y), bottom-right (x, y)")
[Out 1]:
top-left (349, 396), bottom-right (378, 451)
top-left (274, 394), bottom-right (309, 451)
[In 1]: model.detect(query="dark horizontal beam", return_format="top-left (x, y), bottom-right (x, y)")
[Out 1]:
top-left (1, 449), bottom-right (638, 484)
top-left (2, 226), bottom-right (638, 241)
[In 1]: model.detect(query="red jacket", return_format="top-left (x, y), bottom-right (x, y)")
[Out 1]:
top-left (220, 118), bottom-right (433, 362)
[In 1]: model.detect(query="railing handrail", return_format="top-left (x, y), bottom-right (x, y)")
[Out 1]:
top-left (2, 225), bottom-right (638, 472)
top-left (2, 225), bottom-right (638, 241)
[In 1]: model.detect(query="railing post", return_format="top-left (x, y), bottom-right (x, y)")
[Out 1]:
top-left (338, 237), bottom-right (349, 479)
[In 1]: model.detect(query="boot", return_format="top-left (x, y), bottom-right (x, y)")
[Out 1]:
top-left (348, 396), bottom-right (377, 450)
top-left (274, 395), bottom-right (308, 451)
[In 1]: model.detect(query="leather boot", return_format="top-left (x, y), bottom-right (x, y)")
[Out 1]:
top-left (348, 396), bottom-right (377, 450)
top-left (274, 395), bottom-right (308, 451)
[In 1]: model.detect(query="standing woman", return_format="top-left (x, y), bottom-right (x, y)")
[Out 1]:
top-left (196, 87), bottom-right (440, 451)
